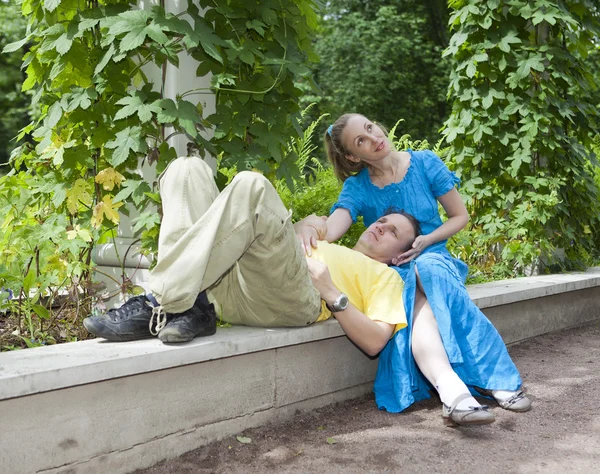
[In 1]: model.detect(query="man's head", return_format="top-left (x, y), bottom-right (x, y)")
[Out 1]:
top-left (353, 211), bottom-right (420, 264)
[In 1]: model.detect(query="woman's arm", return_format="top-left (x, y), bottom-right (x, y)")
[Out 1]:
top-left (306, 257), bottom-right (394, 356)
top-left (393, 188), bottom-right (469, 265)
top-left (294, 209), bottom-right (353, 255)
top-left (428, 187), bottom-right (469, 243)
top-left (294, 215), bottom-right (327, 256)
top-left (325, 208), bottom-right (353, 242)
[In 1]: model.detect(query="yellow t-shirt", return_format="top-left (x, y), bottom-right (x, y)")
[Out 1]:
top-left (309, 241), bottom-right (406, 333)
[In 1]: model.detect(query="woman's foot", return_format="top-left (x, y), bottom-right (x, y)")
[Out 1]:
top-left (442, 393), bottom-right (496, 426)
top-left (476, 387), bottom-right (532, 412)
top-left (436, 372), bottom-right (495, 426)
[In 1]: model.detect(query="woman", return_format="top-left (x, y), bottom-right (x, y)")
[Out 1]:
top-left (320, 113), bottom-right (531, 423)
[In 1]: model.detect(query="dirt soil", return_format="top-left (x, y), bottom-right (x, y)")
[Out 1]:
top-left (136, 320), bottom-right (600, 474)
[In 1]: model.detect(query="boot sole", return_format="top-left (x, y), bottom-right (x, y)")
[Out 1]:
top-left (443, 415), bottom-right (496, 427)
top-left (83, 318), bottom-right (154, 342)
top-left (159, 327), bottom-right (217, 344)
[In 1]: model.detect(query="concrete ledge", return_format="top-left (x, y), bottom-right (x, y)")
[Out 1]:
top-left (0, 319), bottom-right (346, 401)
top-left (2, 268), bottom-right (600, 474)
top-left (466, 269), bottom-right (600, 309)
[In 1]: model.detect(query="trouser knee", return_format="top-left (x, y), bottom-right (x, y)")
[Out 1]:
top-left (159, 156), bottom-right (214, 189)
top-left (230, 170), bottom-right (270, 188)
top-left (228, 171), bottom-right (281, 206)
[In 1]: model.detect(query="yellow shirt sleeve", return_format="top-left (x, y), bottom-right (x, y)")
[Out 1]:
top-left (363, 280), bottom-right (407, 331)
top-left (312, 242), bottom-right (406, 332)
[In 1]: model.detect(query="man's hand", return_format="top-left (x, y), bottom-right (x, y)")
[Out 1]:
top-left (294, 215), bottom-right (327, 256)
top-left (306, 258), bottom-right (340, 304)
top-left (392, 235), bottom-right (430, 266)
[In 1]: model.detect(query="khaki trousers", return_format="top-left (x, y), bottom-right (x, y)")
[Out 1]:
top-left (148, 156), bottom-right (321, 327)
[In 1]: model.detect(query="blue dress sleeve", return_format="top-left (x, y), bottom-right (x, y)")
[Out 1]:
top-left (422, 150), bottom-right (460, 197)
top-left (330, 175), bottom-right (365, 223)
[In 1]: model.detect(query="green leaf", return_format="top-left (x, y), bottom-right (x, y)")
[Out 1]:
top-left (67, 87), bottom-right (99, 111)
top-left (482, 94), bottom-right (493, 110)
top-left (532, 9), bottom-right (558, 26)
top-left (180, 17), bottom-right (226, 63)
top-left (78, 16), bottom-right (101, 33)
top-left (451, 31), bottom-right (469, 49)
top-left (326, 437), bottom-right (337, 445)
top-left (132, 211), bottom-right (161, 233)
top-left (44, 0), bottom-right (61, 12)
top-left (120, 27), bottom-right (148, 52)
top-left (504, 102), bottom-right (521, 115)
top-left (110, 10), bottom-right (151, 36)
top-left (95, 43), bottom-right (115, 75)
top-left (45, 101), bottom-right (64, 129)
top-left (239, 49), bottom-right (255, 65)
top-left (498, 56), bottom-right (508, 72)
top-left (479, 15), bottom-right (493, 29)
top-left (22, 57), bottom-right (44, 92)
top-left (53, 146), bottom-right (65, 167)
top-left (113, 179), bottom-right (151, 206)
top-left (156, 99), bottom-right (201, 137)
top-left (246, 20), bottom-right (266, 37)
top-left (55, 33), bottom-right (74, 55)
top-left (2, 36), bottom-right (29, 54)
top-left (144, 191), bottom-right (161, 204)
top-left (105, 126), bottom-right (148, 166)
top-left (262, 9), bottom-right (278, 25)
top-left (115, 93), bottom-right (161, 122)
top-left (20, 336), bottom-right (42, 349)
top-left (32, 304), bottom-right (50, 320)
top-left (515, 56), bottom-right (545, 80)
top-left (236, 436), bottom-right (252, 444)
top-left (23, 268), bottom-right (36, 294)
top-left (466, 62), bottom-right (477, 78)
top-left (52, 182), bottom-right (68, 207)
top-left (145, 22), bottom-right (169, 44)
top-left (498, 32), bottom-right (521, 53)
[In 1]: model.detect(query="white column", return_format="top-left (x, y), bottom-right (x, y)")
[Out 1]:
top-left (93, 0), bottom-right (215, 306)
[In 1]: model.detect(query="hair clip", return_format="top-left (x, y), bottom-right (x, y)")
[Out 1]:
top-left (327, 124), bottom-right (333, 137)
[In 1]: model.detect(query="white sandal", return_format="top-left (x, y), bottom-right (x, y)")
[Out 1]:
top-left (442, 393), bottom-right (496, 426)
top-left (476, 388), bottom-right (532, 412)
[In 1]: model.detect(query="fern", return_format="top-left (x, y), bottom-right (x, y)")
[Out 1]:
top-left (286, 109), bottom-right (330, 193)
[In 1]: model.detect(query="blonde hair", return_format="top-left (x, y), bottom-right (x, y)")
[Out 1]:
top-left (324, 113), bottom-right (389, 182)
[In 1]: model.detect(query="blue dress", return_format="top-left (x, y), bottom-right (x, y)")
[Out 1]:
top-left (331, 150), bottom-right (522, 413)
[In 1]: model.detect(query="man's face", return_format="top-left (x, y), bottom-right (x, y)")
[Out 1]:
top-left (354, 214), bottom-right (415, 264)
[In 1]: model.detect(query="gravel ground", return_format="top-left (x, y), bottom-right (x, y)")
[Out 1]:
top-left (136, 319), bottom-right (600, 474)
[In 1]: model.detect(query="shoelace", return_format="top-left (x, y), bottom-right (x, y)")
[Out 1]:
top-left (149, 305), bottom-right (167, 335)
top-left (107, 295), bottom-right (146, 321)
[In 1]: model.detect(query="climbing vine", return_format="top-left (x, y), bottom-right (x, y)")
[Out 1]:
top-left (0, 0), bottom-right (319, 348)
top-left (443, 0), bottom-right (600, 273)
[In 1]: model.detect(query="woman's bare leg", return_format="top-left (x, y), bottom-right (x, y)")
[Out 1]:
top-left (411, 290), bottom-right (480, 411)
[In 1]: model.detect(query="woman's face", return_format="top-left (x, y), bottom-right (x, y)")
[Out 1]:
top-left (341, 115), bottom-right (391, 165)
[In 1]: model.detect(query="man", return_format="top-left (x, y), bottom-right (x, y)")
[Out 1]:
top-left (84, 156), bottom-right (419, 355)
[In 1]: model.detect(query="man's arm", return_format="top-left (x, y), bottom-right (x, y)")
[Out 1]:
top-left (306, 258), bottom-right (395, 356)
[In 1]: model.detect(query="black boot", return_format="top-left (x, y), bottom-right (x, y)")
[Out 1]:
top-left (83, 295), bottom-right (156, 341)
top-left (158, 296), bottom-right (217, 343)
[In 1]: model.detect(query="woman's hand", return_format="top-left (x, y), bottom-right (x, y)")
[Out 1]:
top-left (392, 234), bottom-right (430, 266)
top-left (294, 215), bottom-right (327, 256)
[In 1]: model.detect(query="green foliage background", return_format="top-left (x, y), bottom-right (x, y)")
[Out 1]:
top-left (443, 0), bottom-right (600, 275)
top-left (0, 0), bottom-right (29, 166)
top-left (303, 0), bottom-right (451, 143)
